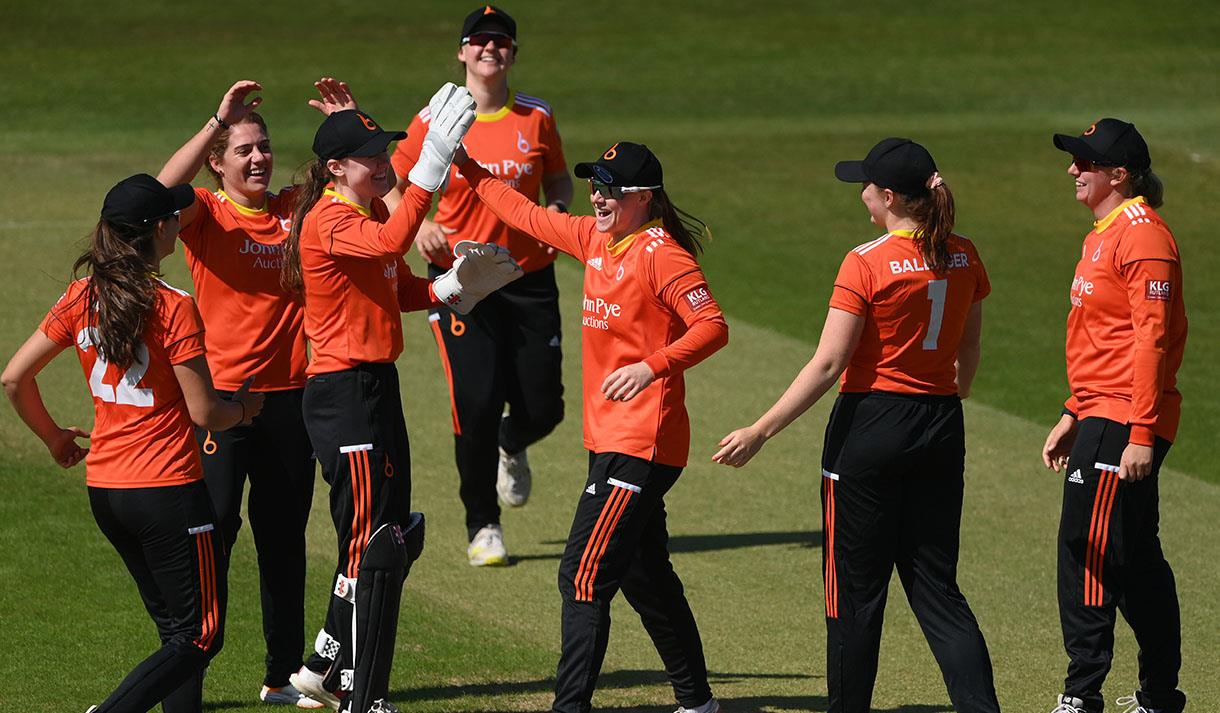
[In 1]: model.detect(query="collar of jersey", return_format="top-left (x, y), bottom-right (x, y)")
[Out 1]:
top-left (475, 93), bottom-right (515, 123)
top-left (324, 188), bottom-right (372, 218)
top-left (606, 218), bottom-right (663, 257)
top-left (1093, 196), bottom-right (1147, 233)
top-left (218, 189), bottom-right (268, 215)
top-left (888, 228), bottom-right (916, 238)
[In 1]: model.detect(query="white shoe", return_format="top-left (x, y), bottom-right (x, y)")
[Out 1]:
top-left (289, 667), bottom-right (341, 711)
top-left (496, 447), bottom-right (532, 507)
top-left (369, 700), bottom-right (401, 713)
top-left (675, 697), bottom-right (720, 713)
top-left (261, 682), bottom-right (324, 708)
top-left (1051, 694), bottom-right (1094, 713)
top-left (1116, 694), bottom-right (1166, 713)
top-left (467, 524), bottom-right (509, 567)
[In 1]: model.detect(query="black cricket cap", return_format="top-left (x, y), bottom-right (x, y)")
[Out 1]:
top-left (312, 110), bottom-right (406, 161)
top-left (1053, 118), bottom-right (1150, 171)
top-left (834, 138), bottom-right (937, 196)
top-left (101, 173), bottom-right (195, 227)
top-left (461, 5), bottom-right (516, 43)
top-left (574, 142), bottom-right (664, 189)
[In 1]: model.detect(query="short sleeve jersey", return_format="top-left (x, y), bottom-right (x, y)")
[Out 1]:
top-left (178, 186), bottom-right (306, 392)
top-left (390, 92), bottom-right (566, 272)
top-left (1064, 197), bottom-right (1186, 443)
top-left (829, 230), bottom-right (990, 395)
top-left (39, 278), bottom-right (206, 488)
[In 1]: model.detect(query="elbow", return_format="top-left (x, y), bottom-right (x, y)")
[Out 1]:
top-left (1, 367), bottom-right (26, 404)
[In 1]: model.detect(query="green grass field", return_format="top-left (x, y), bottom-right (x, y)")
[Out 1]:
top-left (1, 2), bottom-right (1217, 711)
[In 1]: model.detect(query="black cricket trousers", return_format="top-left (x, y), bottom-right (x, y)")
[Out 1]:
top-left (196, 387), bottom-right (315, 687)
top-left (552, 452), bottom-right (713, 713)
top-left (428, 263), bottom-right (564, 539)
top-left (1057, 417), bottom-right (1185, 713)
top-left (300, 363), bottom-right (413, 688)
top-left (88, 480), bottom-right (227, 713)
top-left (820, 392), bottom-right (999, 713)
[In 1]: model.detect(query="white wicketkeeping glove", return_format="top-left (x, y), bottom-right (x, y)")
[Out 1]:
top-left (432, 240), bottom-right (524, 315)
top-left (408, 83), bottom-right (476, 192)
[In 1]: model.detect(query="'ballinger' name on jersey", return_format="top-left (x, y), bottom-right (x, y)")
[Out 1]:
top-left (582, 294), bottom-right (621, 330)
top-left (888, 252), bottom-right (970, 275)
top-left (238, 237), bottom-right (285, 270)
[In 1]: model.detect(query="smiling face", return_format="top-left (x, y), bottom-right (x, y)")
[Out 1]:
top-left (1068, 157), bottom-right (1126, 216)
top-left (458, 31), bottom-right (516, 82)
top-left (330, 153), bottom-right (395, 202)
top-left (589, 182), bottom-right (652, 238)
top-left (209, 121), bottom-right (273, 202)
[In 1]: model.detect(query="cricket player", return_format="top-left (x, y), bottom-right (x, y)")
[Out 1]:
top-left (387, 5), bottom-right (573, 567)
top-left (715, 138), bottom-right (1001, 713)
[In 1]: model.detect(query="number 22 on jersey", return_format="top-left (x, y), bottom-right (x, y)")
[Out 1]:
top-left (76, 327), bottom-right (154, 407)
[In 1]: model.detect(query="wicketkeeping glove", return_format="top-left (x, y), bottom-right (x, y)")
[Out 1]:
top-left (432, 240), bottom-right (524, 315)
top-left (408, 83), bottom-right (476, 192)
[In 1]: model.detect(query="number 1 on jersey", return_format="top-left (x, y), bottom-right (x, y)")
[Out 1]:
top-left (923, 279), bottom-right (947, 350)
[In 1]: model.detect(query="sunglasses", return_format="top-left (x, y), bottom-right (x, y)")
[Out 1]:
top-left (1072, 156), bottom-right (1119, 172)
top-left (588, 180), bottom-right (659, 200)
top-left (464, 32), bottom-right (515, 48)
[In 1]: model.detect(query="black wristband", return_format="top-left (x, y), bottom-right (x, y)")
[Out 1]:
top-left (1061, 407), bottom-right (1076, 419)
top-left (550, 200), bottom-right (568, 214)
top-left (212, 112), bottom-right (230, 130)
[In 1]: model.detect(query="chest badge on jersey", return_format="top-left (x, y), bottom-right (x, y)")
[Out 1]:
top-left (1092, 240), bottom-right (1104, 262)
top-left (616, 265), bottom-right (625, 281)
top-left (517, 130), bottom-right (530, 154)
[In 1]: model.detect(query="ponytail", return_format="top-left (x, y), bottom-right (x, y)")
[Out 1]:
top-left (647, 188), bottom-right (710, 258)
top-left (901, 182), bottom-right (956, 272)
top-left (281, 159), bottom-right (331, 293)
top-left (1126, 167), bottom-right (1164, 209)
top-left (72, 220), bottom-right (160, 369)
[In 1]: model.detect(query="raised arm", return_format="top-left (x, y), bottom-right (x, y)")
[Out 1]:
top-left (457, 151), bottom-right (593, 261)
top-left (713, 308), bottom-right (864, 467)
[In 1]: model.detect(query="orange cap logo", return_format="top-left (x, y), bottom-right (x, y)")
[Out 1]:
top-left (484, 5), bottom-right (495, 14)
top-left (602, 143), bottom-right (619, 160)
top-left (360, 114), bottom-right (378, 132)
top-left (1083, 123), bottom-right (1098, 136)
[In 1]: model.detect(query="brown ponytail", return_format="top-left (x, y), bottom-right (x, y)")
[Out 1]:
top-left (901, 183), bottom-right (956, 272)
top-left (1126, 167), bottom-right (1164, 209)
top-left (204, 113), bottom-right (269, 186)
top-left (647, 188), bottom-right (710, 258)
top-left (280, 159), bottom-right (331, 293)
top-left (72, 220), bottom-right (161, 369)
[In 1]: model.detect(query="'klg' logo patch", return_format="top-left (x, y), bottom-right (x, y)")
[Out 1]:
top-left (1146, 280), bottom-right (1172, 301)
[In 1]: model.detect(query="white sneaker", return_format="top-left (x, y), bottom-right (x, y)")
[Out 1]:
top-left (261, 682), bottom-right (324, 708)
top-left (289, 667), bottom-right (341, 711)
top-left (675, 698), bottom-right (720, 713)
top-left (467, 524), bottom-right (509, 567)
top-left (496, 447), bottom-right (532, 507)
top-left (1051, 694), bottom-right (1094, 713)
top-left (1116, 694), bottom-right (1165, 713)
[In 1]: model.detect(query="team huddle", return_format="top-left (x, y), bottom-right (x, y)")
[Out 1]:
top-left (0, 5), bottom-right (1190, 713)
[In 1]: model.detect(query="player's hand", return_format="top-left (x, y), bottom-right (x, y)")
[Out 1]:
top-left (232, 377), bottom-right (265, 426)
top-left (308, 77), bottom-right (358, 116)
top-left (1042, 414), bottom-right (1078, 472)
top-left (712, 426), bottom-right (766, 468)
top-left (47, 426), bottom-right (90, 469)
top-left (601, 362), bottom-right (655, 402)
top-left (216, 80), bottom-right (263, 126)
top-left (1119, 443), bottom-right (1154, 482)
top-left (453, 144), bottom-right (469, 164)
top-left (414, 221), bottom-right (456, 266)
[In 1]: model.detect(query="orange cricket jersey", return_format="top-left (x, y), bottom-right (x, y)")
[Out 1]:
top-left (391, 92), bottom-right (566, 272)
top-left (1063, 197), bottom-right (1187, 446)
top-left (39, 278), bottom-right (206, 488)
top-left (830, 230), bottom-right (990, 395)
top-left (178, 186), bottom-right (306, 392)
top-left (300, 185), bottom-right (438, 376)
top-left (460, 159), bottom-right (729, 466)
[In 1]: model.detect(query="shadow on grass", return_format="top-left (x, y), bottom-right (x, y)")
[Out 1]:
top-left (386, 667), bottom-right (950, 711)
top-left (517, 530), bottom-right (822, 563)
